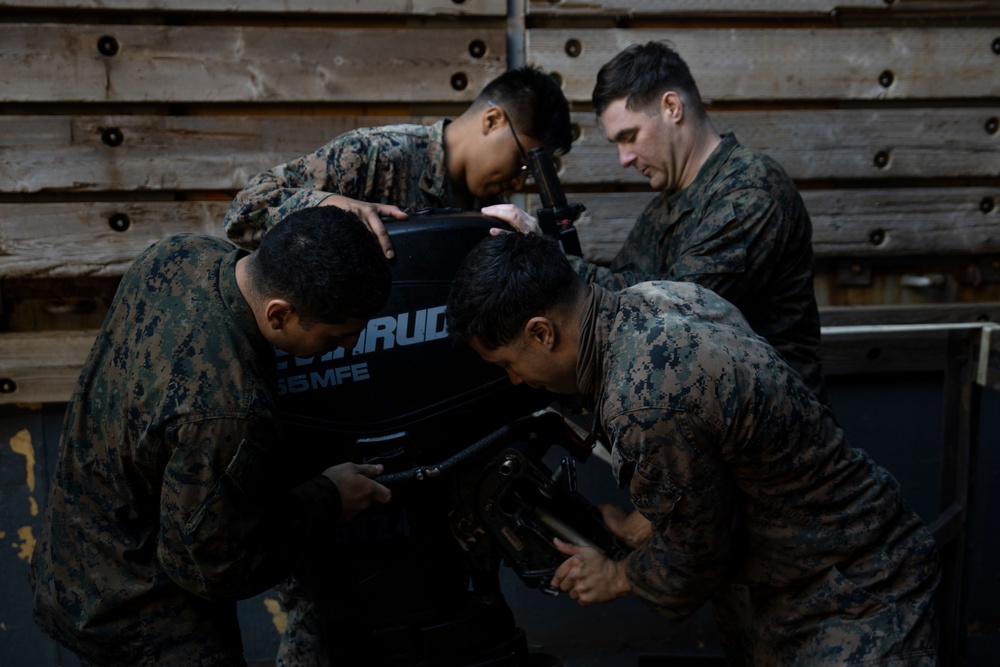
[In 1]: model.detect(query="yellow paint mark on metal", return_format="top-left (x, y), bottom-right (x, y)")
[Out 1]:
top-left (16, 525), bottom-right (35, 563)
top-left (262, 596), bottom-right (288, 634)
top-left (10, 428), bottom-right (37, 492)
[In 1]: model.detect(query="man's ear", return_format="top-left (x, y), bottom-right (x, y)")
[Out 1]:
top-left (525, 316), bottom-right (557, 350)
top-left (264, 299), bottom-right (294, 331)
top-left (483, 102), bottom-right (504, 136)
top-left (661, 91), bottom-right (684, 123)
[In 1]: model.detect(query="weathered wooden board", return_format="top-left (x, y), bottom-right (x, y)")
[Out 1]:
top-left (563, 109), bottom-right (1000, 185)
top-left (541, 187), bottom-right (1000, 264)
top-left (3, 186), bottom-right (997, 277)
top-left (0, 329), bottom-right (97, 405)
top-left (0, 25), bottom-right (506, 103)
top-left (0, 201), bottom-right (229, 278)
top-left (5, 308), bottom-right (997, 404)
top-left (528, 28), bottom-right (1000, 102)
top-left (527, 0), bottom-right (997, 15)
top-left (0, 0), bottom-right (504, 13)
top-left (3, 107), bottom-right (996, 193)
top-left (0, 115), bottom-right (439, 194)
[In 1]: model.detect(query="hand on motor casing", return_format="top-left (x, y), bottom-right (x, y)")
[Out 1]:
top-left (319, 194), bottom-right (408, 259)
top-left (322, 463), bottom-right (392, 521)
top-left (481, 203), bottom-right (542, 237)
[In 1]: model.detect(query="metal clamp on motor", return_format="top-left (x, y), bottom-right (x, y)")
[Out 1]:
top-left (527, 146), bottom-right (585, 257)
top-left (461, 438), bottom-right (628, 593)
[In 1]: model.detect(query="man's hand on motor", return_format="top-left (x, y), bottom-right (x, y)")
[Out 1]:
top-left (322, 463), bottom-right (392, 521)
top-left (481, 203), bottom-right (542, 237)
top-left (320, 194), bottom-right (408, 259)
top-left (550, 538), bottom-right (631, 605)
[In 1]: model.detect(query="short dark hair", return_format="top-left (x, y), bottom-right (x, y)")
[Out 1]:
top-left (447, 233), bottom-right (582, 350)
top-left (592, 41), bottom-right (704, 118)
top-left (249, 207), bottom-right (391, 327)
top-left (478, 66), bottom-right (574, 156)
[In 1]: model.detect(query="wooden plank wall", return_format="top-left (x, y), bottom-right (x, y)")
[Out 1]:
top-left (0, 0), bottom-right (998, 404)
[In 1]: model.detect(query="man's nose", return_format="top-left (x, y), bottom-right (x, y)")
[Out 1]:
top-left (619, 146), bottom-right (635, 168)
top-left (507, 170), bottom-right (529, 191)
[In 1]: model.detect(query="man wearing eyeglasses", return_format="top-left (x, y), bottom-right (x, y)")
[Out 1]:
top-left (222, 66), bottom-right (573, 667)
top-left (224, 66), bottom-right (572, 260)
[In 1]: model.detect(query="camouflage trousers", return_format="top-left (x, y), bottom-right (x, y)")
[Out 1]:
top-left (274, 577), bottom-right (327, 667)
top-left (712, 536), bottom-right (941, 666)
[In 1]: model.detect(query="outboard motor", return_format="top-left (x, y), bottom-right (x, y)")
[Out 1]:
top-left (279, 159), bottom-right (622, 666)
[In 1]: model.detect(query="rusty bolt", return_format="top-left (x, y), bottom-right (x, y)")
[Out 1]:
top-left (0, 378), bottom-right (16, 394)
top-left (873, 150), bottom-right (890, 169)
top-left (565, 39), bottom-right (582, 58)
top-left (980, 197), bottom-right (995, 214)
top-left (868, 229), bottom-right (886, 245)
top-left (986, 117), bottom-right (999, 135)
top-left (878, 70), bottom-right (894, 88)
top-left (993, 37), bottom-right (1000, 55)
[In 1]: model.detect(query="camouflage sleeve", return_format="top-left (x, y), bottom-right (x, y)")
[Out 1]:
top-left (223, 134), bottom-right (375, 250)
top-left (609, 409), bottom-right (738, 620)
top-left (567, 254), bottom-right (634, 292)
top-left (568, 190), bottom-right (670, 290)
top-left (570, 187), bottom-right (785, 297)
top-left (157, 417), bottom-right (341, 599)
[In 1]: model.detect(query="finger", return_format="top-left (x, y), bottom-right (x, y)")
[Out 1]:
top-left (376, 204), bottom-right (409, 221)
top-left (480, 204), bottom-right (516, 224)
top-left (369, 480), bottom-right (392, 505)
top-left (553, 537), bottom-right (582, 556)
top-left (361, 213), bottom-right (395, 259)
top-left (357, 463), bottom-right (384, 478)
top-left (489, 227), bottom-right (512, 237)
top-left (550, 561), bottom-right (573, 589)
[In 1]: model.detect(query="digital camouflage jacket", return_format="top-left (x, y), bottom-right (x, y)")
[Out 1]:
top-left (577, 282), bottom-right (939, 665)
top-left (571, 133), bottom-right (827, 404)
top-left (30, 235), bottom-right (342, 667)
top-left (224, 120), bottom-right (473, 249)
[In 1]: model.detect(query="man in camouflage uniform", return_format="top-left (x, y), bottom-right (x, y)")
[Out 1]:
top-left (223, 66), bottom-right (572, 666)
top-left (485, 41), bottom-right (828, 550)
top-left (446, 232), bottom-right (940, 666)
top-left (224, 65), bottom-right (574, 259)
top-left (30, 207), bottom-right (393, 666)
top-left (485, 42), bottom-right (826, 406)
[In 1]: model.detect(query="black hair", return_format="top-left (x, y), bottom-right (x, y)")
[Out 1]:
top-left (592, 41), bottom-right (704, 118)
top-left (248, 206), bottom-right (391, 327)
top-left (477, 66), bottom-right (574, 156)
top-left (446, 233), bottom-right (582, 350)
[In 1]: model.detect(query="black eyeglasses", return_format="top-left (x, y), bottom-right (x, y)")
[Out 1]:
top-left (489, 100), bottom-right (529, 175)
